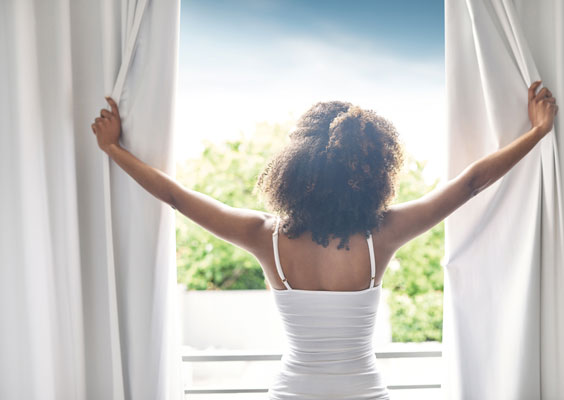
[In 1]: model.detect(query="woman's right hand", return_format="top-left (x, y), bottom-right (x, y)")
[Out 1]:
top-left (528, 80), bottom-right (558, 136)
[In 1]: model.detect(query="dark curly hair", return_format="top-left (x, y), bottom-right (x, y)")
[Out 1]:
top-left (256, 101), bottom-right (405, 250)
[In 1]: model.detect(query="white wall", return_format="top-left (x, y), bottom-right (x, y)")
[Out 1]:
top-left (179, 287), bottom-right (391, 350)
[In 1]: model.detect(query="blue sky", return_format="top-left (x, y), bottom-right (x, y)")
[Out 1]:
top-left (175, 0), bottom-right (445, 180)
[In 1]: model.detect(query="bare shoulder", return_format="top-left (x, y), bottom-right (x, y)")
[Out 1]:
top-left (376, 172), bottom-right (474, 251)
top-left (245, 211), bottom-right (278, 257)
top-left (370, 209), bottom-right (402, 252)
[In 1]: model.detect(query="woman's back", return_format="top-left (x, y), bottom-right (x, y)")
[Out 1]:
top-left (264, 215), bottom-right (395, 292)
top-left (268, 216), bottom-right (391, 399)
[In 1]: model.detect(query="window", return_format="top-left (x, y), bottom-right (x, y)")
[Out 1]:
top-left (175, 0), bottom-right (445, 396)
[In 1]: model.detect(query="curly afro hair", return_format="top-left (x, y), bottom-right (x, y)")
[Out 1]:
top-left (256, 101), bottom-right (405, 250)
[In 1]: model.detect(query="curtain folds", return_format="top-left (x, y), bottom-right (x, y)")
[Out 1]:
top-left (0, 0), bottom-right (182, 399)
top-left (444, 0), bottom-right (564, 398)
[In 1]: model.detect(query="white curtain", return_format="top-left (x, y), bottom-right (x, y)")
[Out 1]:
top-left (444, 0), bottom-right (564, 398)
top-left (0, 0), bottom-right (182, 399)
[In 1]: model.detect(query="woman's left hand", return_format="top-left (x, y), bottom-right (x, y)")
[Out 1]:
top-left (91, 97), bottom-right (122, 152)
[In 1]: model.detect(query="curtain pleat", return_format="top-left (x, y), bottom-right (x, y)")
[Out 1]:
top-left (444, 0), bottom-right (564, 398)
top-left (0, 0), bottom-right (182, 399)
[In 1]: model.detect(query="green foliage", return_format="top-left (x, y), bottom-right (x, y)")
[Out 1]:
top-left (383, 154), bottom-right (445, 342)
top-left (175, 122), bottom-right (290, 290)
top-left (387, 291), bottom-right (443, 342)
top-left (175, 124), bottom-right (445, 342)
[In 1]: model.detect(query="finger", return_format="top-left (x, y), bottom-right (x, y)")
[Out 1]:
top-left (536, 87), bottom-right (549, 101)
top-left (95, 117), bottom-right (103, 124)
top-left (105, 97), bottom-right (120, 118)
top-left (529, 80), bottom-right (542, 101)
top-left (91, 123), bottom-right (97, 134)
top-left (545, 97), bottom-right (556, 104)
top-left (101, 109), bottom-right (113, 119)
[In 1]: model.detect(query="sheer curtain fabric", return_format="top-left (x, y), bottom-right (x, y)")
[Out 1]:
top-left (0, 0), bottom-right (182, 399)
top-left (444, 0), bottom-right (564, 398)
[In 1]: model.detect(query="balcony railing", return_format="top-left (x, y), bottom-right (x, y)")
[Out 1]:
top-left (182, 345), bottom-right (442, 396)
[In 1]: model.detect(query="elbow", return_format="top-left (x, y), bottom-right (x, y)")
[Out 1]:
top-left (166, 182), bottom-right (179, 210)
top-left (167, 192), bottom-right (178, 210)
top-left (466, 163), bottom-right (489, 198)
top-left (467, 175), bottom-right (479, 197)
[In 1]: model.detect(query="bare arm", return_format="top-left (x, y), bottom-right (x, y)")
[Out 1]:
top-left (91, 97), bottom-right (269, 253)
top-left (381, 80), bottom-right (558, 251)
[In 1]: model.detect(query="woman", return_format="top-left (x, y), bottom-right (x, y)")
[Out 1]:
top-left (91, 80), bottom-right (557, 399)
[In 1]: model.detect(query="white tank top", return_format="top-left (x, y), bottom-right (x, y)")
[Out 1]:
top-left (268, 216), bottom-right (390, 399)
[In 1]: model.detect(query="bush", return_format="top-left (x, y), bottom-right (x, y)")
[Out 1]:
top-left (383, 155), bottom-right (444, 341)
top-left (175, 122), bottom-right (289, 290)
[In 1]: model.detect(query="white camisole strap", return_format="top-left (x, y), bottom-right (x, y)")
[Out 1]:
top-left (272, 216), bottom-right (292, 290)
top-left (366, 230), bottom-right (376, 288)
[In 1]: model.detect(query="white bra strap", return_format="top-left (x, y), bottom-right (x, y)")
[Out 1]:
top-left (367, 231), bottom-right (376, 288)
top-left (272, 216), bottom-right (292, 290)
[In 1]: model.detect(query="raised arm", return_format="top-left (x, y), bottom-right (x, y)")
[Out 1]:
top-left (91, 97), bottom-right (269, 254)
top-left (380, 80), bottom-right (558, 251)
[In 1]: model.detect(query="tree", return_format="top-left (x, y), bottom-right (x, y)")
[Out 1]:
top-left (384, 155), bottom-right (444, 342)
top-left (175, 122), bottom-right (289, 290)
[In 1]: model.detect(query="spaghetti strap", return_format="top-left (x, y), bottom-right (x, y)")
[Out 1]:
top-left (272, 216), bottom-right (292, 290)
top-left (366, 231), bottom-right (376, 288)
